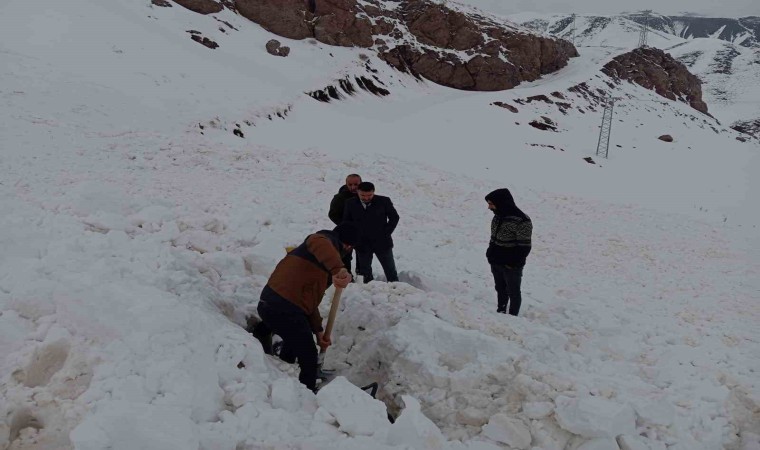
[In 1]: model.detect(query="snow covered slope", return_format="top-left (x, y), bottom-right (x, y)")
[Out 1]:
top-left (501, 10), bottom-right (760, 136)
top-left (451, 2), bottom-right (760, 48)
top-left (667, 38), bottom-right (760, 133)
top-left (506, 12), bottom-right (685, 49)
top-left (1, 1), bottom-right (758, 450)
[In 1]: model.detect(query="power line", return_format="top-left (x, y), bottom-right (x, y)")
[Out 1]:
top-left (638, 10), bottom-right (652, 48)
top-left (596, 95), bottom-right (619, 159)
top-left (571, 13), bottom-right (576, 46)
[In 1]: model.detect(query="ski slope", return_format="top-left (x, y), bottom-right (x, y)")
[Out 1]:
top-left (1, 0), bottom-right (759, 449)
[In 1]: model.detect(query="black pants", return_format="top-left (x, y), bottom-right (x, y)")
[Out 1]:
top-left (490, 264), bottom-right (523, 315)
top-left (356, 248), bottom-right (398, 283)
top-left (342, 248), bottom-right (360, 277)
top-left (255, 287), bottom-right (318, 391)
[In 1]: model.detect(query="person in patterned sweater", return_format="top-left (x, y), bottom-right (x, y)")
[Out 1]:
top-left (485, 188), bottom-right (532, 315)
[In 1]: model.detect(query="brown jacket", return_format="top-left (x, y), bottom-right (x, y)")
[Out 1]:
top-left (266, 232), bottom-right (344, 332)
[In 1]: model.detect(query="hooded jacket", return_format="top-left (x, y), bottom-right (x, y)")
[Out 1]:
top-left (266, 230), bottom-right (345, 332)
top-left (329, 185), bottom-right (357, 225)
top-left (485, 189), bottom-right (532, 267)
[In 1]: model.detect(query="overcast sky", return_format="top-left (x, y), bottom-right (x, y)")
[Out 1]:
top-left (463, 0), bottom-right (760, 18)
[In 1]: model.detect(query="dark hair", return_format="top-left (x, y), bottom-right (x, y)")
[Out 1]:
top-left (346, 174), bottom-right (361, 182)
top-left (357, 181), bottom-right (375, 192)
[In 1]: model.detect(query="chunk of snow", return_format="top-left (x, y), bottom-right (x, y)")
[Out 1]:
top-left (316, 376), bottom-right (390, 437)
top-left (482, 414), bottom-right (532, 449)
top-left (555, 395), bottom-right (636, 438)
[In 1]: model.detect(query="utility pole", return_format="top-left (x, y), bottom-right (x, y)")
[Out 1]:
top-left (638, 10), bottom-right (651, 48)
top-left (571, 13), bottom-right (576, 45)
top-left (595, 95), bottom-right (617, 159)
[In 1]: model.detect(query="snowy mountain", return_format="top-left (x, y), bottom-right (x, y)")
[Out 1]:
top-left (452, 2), bottom-right (760, 48)
top-left (503, 10), bottom-right (760, 137)
top-left (1, 1), bottom-right (759, 450)
top-left (630, 14), bottom-right (760, 48)
top-left (667, 38), bottom-right (760, 136)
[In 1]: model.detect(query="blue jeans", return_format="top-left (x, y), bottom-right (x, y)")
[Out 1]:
top-left (490, 264), bottom-right (523, 315)
top-left (357, 248), bottom-right (398, 283)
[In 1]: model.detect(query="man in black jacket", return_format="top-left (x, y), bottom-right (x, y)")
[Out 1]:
top-left (343, 181), bottom-right (400, 283)
top-left (328, 174), bottom-right (361, 275)
top-left (485, 188), bottom-right (532, 315)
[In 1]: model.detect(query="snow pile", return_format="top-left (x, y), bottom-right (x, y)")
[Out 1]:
top-left (1, 0), bottom-right (759, 449)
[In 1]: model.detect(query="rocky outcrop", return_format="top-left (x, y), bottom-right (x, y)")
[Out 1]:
top-left (658, 134), bottom-right (674, 142)
top-left (492, 102), bottom-right (518, 113)
top-left (307, 75), bottom-right (390, 102)
top-left (601, 47), bottom-right (708, 114)
top-left (266, 39), bottom-right (291, 57)
top-left (187, 30), bottom-right (219, 49)
top-left (731, 119), bottom-right (760, 138)
top-left (529, 116), bottom-right (557, 131)
top-left (383, 2), bottom-right (579, 90)
top-left (235, 0), bottom-right (313, 40)
top-left (172, 0), bottom-right (223, 14)
top-left (233, 0), bottom-right (578, 91)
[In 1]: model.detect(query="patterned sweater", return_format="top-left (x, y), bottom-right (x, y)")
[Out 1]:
top-left (487, 214), bottom-right (533, 267)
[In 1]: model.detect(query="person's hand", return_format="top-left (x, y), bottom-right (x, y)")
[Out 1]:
top-left (332, 268), bottom-right (351, 288)
top-left (316, 331), bottom-right (332, 351)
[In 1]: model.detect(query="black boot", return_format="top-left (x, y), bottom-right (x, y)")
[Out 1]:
top-left (251, 322), bottom-right (273, 355)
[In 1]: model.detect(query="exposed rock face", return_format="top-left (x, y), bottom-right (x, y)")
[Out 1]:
top-left (187, 30), bottom-right (219, 49)
top-left (234, 0), bottom-right (578, 91)
top-left (172, 0), bottom-right (223, 14)
top-left (235, 0), bottom-right (312, 40)
top-left (266, 39), bottom-right (291, 57)
top-left (307, 75), bottom-right (390, 102)
top-left (191, 35), bottom-right (219, 49)
top-left (658, 134), bottom-right (674, 142)
top-left (492, 102), bottom-right (518, 113)
top-left (601, 47), bottom-right (708, 114)
top-left (731, 119), bottom-right (760, 138)
top-left (529, 116), bottom-right (557, 131)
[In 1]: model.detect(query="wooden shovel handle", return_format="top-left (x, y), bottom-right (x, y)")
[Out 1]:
top-left (323, 286), bottom-right (344, 340)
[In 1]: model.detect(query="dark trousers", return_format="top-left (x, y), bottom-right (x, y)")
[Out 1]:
top-left (356, 248), bottom-right (398, 283)
top-left (342, 249), bottom-right (360, 277)
top-left (490, 264), bottom-right (523, 315)
top-left (255, 288), bottom-right (318, 391)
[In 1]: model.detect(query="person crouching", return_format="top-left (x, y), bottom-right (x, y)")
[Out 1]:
top-left (252, 224), bottom-right (356, 391)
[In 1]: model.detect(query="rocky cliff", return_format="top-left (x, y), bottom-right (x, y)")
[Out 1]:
top-left (183, 0), bottom-right (578, 91)
top-left (602, 47), bottom-right (708, 114)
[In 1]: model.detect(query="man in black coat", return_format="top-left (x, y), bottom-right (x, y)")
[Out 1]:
top-left (328, 174), bottom-right (361, 275)
top-left (485, 188), bottom-right (532, 315)
top-left (342, 181), bottom-right (400, 283)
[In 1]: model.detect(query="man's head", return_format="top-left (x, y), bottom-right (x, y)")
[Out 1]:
top-left (333, 223), bottom-right (358, 249)
top-left (345, 174), bottom-right (362, 194)
top-left (357, 181), bottom-right (375, 203)
top-left (485, 188), bottom-right (518, 216)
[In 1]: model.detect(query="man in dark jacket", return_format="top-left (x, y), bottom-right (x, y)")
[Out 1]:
top-left (328, 174), bottom-right (362, 275)
top-left (485, 188), bottom-right (532, 315)
top-left (252, 223), bottom-right (356, 391)
top-left (342, 181), bottom-right (400, 283)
